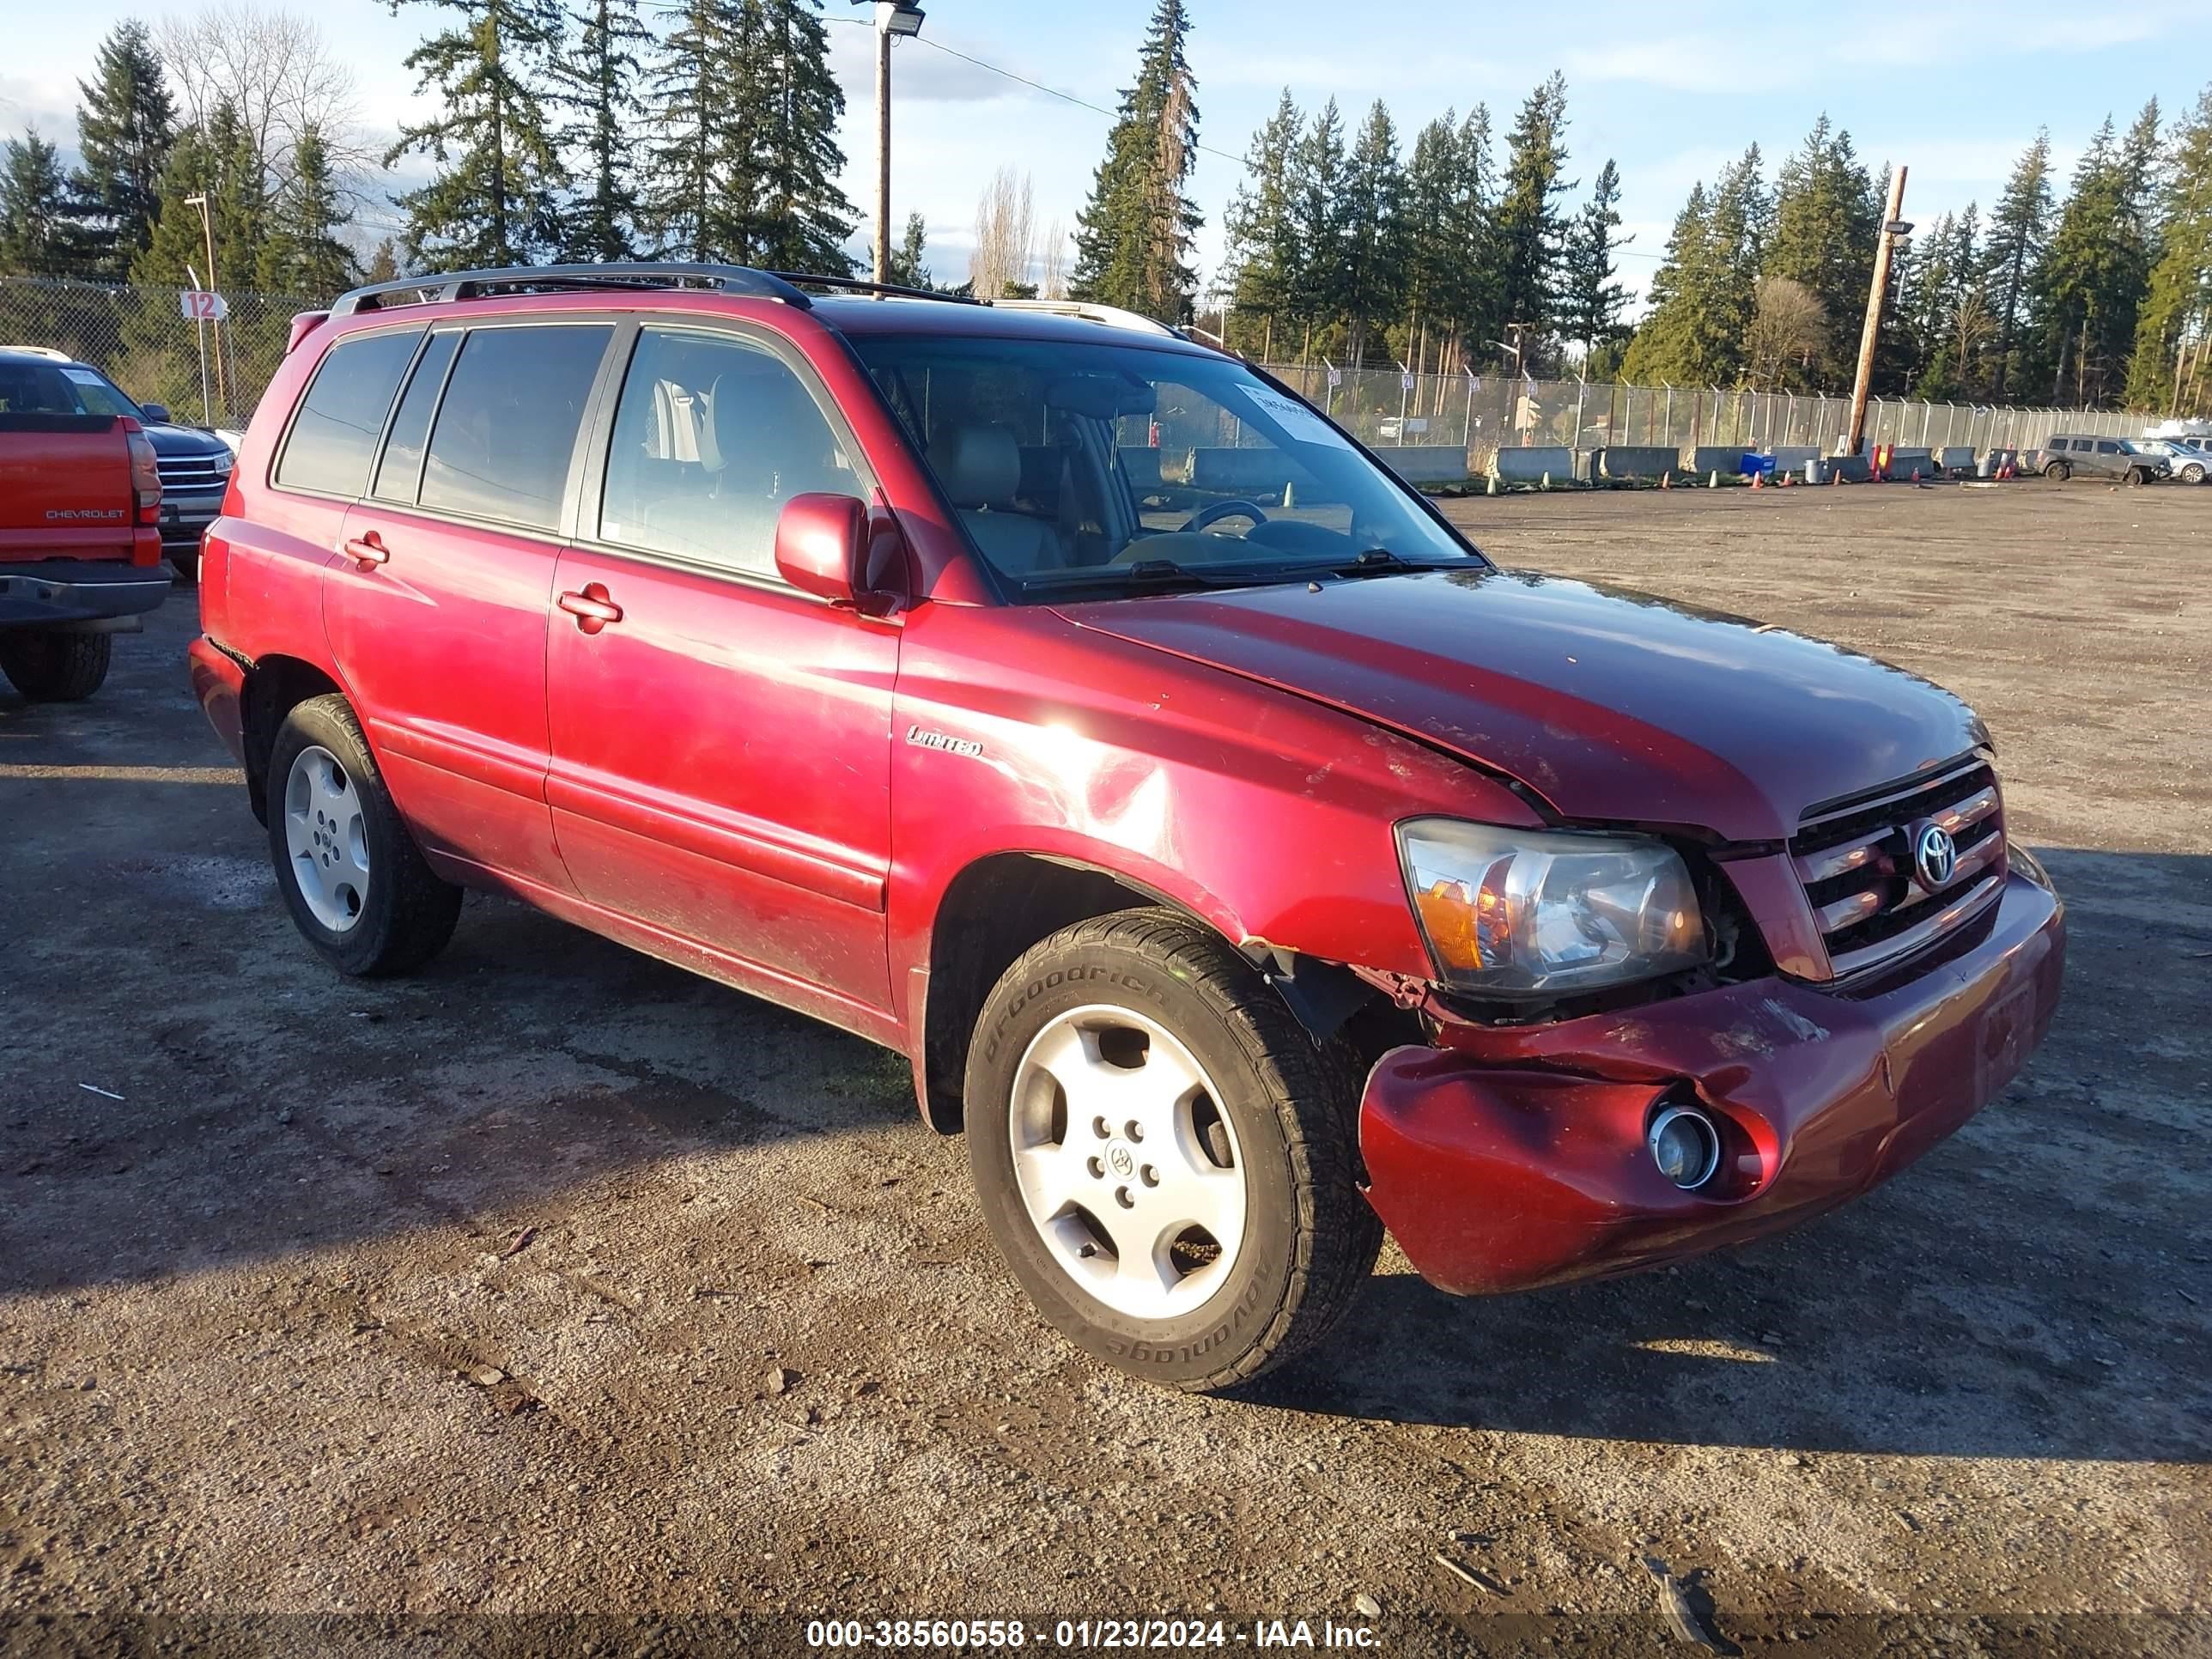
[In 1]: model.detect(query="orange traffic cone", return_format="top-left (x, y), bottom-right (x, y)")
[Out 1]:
top-left (1751, 468), bottom-right (1763, 490)
top-left (1831, 467), bottom-right (1842, 485)
top-left (1911, 466), bottom-right (1921, 483)
top-left (1661, 471), bottom-right (1672, 489)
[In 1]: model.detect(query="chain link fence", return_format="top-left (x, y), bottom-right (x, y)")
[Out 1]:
top-left (3, 275), bottom-right (2154, 465)
top-left (2, 275), bottom-right (321, 428)
top-left (1261, 362), bottom-right (2144, 470)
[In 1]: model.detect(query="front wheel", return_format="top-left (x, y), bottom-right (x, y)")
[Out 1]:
top-left (266, 694), bottom-right (461, 977)
top-left (2043, 460), bottom-right (2070, 482)
top-left (0, 630), bottom-right (112, 702)
top-left (2182, 464), bottom-right (2206, 484)
top-left (2124, 467), bottom-right (2148, 487)
top-left (964, 908), bottom-right (1382, 1392)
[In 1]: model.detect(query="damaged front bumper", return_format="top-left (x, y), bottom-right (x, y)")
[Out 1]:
top-left (1357, 867), bottom-right (2065, 1296)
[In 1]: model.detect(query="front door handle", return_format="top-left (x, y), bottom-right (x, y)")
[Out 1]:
top-left (557, 584), bottom-right (623, 634)
top-left (342, 532), bottom-right (389, 566)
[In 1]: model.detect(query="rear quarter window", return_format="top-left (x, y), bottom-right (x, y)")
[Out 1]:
top-left (274, 330), bottom-right (424, 497)
top-left (418, 325), bottom-right (611, 532)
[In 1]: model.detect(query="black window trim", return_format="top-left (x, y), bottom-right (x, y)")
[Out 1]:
top-left (367, 325), bottom-right (463, 507)
top-left (569, 315), bottom-right (883, 599)
top-left (268, 321), bottom-right (428, 504)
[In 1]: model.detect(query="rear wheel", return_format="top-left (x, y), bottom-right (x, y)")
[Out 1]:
top-left (266, 694), bottom-right (461, 977)
top-left (964, 908), bottom-right (1382, 1392)
top-left (2183, 463), bottom-right (2206, 484)
top-left (2043, 460), bottom-right (2070, 482)
top-left (0, 630), bottom-right (112, 702)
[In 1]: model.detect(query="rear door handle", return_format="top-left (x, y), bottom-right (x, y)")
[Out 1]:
top-left (557, 585), bottom-right (623, 634)
top-left (342, 532), bottom-right (389, 566)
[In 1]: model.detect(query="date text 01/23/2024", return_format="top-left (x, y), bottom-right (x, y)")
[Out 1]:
top-left (804, 1618), bottom-right (1380, 1649)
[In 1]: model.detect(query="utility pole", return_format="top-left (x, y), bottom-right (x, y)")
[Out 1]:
top-left (865, 3), bottom-right (926, 289)
top-left (1846, 164), bottom-right (1910, 456)
top-left (183, 191), bottom-right (226, 411)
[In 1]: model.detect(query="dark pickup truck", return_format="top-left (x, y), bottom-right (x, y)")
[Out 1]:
top-left (0, 354), bottom-right (171, 702)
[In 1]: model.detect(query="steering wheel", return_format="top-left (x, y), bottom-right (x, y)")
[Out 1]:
top-left (1181, 499), bottom-right (1271, 535)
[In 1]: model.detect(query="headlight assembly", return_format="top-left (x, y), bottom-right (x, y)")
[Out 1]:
top-left (1397, 818), bottom-right (1707, 997)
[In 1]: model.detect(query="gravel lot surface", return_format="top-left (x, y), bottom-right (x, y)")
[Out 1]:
top-left (2, 481), bottom-right (2207, 1656)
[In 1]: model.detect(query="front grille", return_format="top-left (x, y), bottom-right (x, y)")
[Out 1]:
top-left (1791, 756), bottom-right (2007, 978)
top-left (155, 454), bottom-right (226, 489)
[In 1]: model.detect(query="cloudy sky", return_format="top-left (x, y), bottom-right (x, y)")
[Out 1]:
top-left (1, 1), bottom-right (2199, 310)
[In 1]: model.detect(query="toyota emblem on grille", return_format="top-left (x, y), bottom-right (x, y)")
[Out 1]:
top-left (1911, 821), bottom-right (1958, 890)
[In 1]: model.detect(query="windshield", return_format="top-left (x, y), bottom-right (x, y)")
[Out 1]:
top-left (848, 333), bottom-right (1485, 596)
top-left (0, 359), bottom-right (143, 420)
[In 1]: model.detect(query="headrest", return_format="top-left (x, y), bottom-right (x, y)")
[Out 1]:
top-left (929, 424), bottom-right (1020, 508)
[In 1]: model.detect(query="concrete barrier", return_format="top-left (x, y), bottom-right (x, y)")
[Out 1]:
top-left (1687, 446), bottom-right (1753, 478)
top-left (1490, 445), bottom-right (1576, 485)
top-left (1589, 446), bottom-right (1679, 483)
top-left (1119, 446), bottom-right (1165, 491)
top-left (1887, 447), bottom-right (1937, 479)
top-left (1978, 448), bottom-right (2021, 478)
top-left (1768, 446), bottom-right (1823, 474)
top-left (1373, 444), bottom-right (1472, 485)
top-left (1828, 454), bottom-right (1875, 483)
top-left (1187, 447), bottom-right (1293, 495)
top-left (1936, 446), bottom-right (1975, 474)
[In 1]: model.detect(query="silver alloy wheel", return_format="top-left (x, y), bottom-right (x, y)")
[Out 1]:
top-left (283, 743), bottom-right (370, 933)
top-left (1007, 1005), bottom-right (1248, 1321)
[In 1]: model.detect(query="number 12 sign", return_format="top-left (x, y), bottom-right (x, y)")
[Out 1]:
top-left (179, 289), bottom-right (229, 322)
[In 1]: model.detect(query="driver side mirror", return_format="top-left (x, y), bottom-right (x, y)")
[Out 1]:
top-left (140, 403), bottom-right (172, 425)
top-left (775, 492), bottom-right (868, 605)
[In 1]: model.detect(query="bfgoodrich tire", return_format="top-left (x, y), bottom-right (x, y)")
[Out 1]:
top-left (266, 694), bottom-right (461, 977)
top-left (0, 630), bottom-right (112, 702)
top-left (964, 908), bottom-right (1382, 1392)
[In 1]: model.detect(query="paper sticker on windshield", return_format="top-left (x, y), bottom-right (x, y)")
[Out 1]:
top-left (62, 368), bottom-right (105, 386)
top-left (1238, 383), bottom-right (1353, 451)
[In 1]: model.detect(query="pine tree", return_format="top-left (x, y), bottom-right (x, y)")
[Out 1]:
top-left (748, 0), bottom-right (856, 271)
top-left (1620, 146), bottom-right (1763, 387)
top-left (386, 0), bottom-right (570, 267)
top-left (884, 210), bottom-right (930, 288)
top-left (365, 239), bottom-right (402, 283)
top-left (1443, 106), bottom-right (1498, 367)
top-left (1337, 100), bottom-right (1404, 368)
top-left (132, 101), bottom-right (268, 290)
top-left (2124, 86), bottom-right (2212, 411)
top-left (558, 0), bottom-right (652, 261)
top-left (254, 124), bottom-right (356, 296)
top-left (1491, 72), bottom-right (1571, 361)
top-left (1396, 112), bottom-right (1459, 374)
top-left (1765, 116), bottom-right (1878, 386)
top-left (1069, 0), bottom-right (1202, 323)
top-left (1983, 131), bottom-right (2053, 398)
top-left (641, 0), bottom-right (765, 261)
top-left (2036, 113), bottom-right (2155, 406)
top-left (1285, 98), bottom-right (1346, 357)
top-left (0, 129), bottom-right (82, 276)
top-left (1222, 89), bottom-right (1303, 358)
top-left (66, 20), bottom-right (176, 278)
top-left (1560, 158), bottom-right (1628, 358)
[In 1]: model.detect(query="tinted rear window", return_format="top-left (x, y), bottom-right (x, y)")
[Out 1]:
top-left (275, 330), bottom-right (422, 496)
top-left (419, 325), bottom-right (611, 532)
top-left (372, 331), bottom-right (460, 503)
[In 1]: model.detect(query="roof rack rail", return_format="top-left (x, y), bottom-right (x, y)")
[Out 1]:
top-left (987, 298), bottom-right (1181, 338)
top-left (769, 271), bottom-right (981, 306)
top-left (328, 263), bottom-right (813, 317)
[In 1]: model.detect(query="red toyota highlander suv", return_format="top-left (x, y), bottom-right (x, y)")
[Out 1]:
top-left (189, 264), bottom-right (2065, 1391)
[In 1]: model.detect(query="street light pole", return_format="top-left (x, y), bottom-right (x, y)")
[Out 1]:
top-left (183, 191), bottom-right (226, 411)
top-left (1846, 165), bottom-right (1909, 456)
top-left (865, 3), bottom-right (925, 290)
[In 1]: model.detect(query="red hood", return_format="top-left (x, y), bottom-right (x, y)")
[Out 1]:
top-left (1054, 568), bottom-right (1984, 842)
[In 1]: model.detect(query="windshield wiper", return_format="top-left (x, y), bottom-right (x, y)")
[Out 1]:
top-left (1021, 557), bottom-right (1282, 597)
top-left (1324, 547), bottom-right (1462, 578)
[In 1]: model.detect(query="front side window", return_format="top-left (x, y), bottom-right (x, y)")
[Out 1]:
top-left (275, 329), bottom-right (422, 496)
top-left (597, 326), bottom-right (860, 578)
top-left (420, 325), bottom-right (611, 532)
top-left (848, 331), bottom-right (1484, 598)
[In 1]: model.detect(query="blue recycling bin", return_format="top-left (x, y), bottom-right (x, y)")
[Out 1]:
top-left (1738, 453), bottom-right (1776, 478)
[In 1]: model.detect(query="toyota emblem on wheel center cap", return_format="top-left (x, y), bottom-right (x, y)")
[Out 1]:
top-left (1911, 820), bottom-right (1958, 890)
top-left (1107, 1141), bottom-right (1135, 1179)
